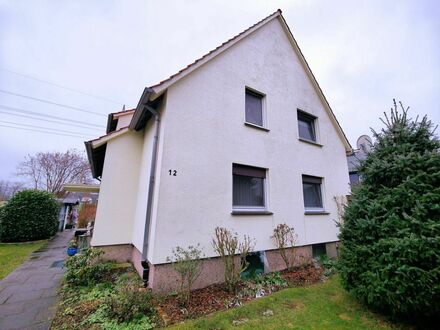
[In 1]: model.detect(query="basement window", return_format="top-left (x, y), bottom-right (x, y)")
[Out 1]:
top-left (312, 243), bottom-right (327, 258)
top-left (241, 251), bottom-right (265, 279)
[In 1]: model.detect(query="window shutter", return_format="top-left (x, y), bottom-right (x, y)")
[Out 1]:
top-left (233, 164), bottom-right (266, 178)
top-left (302, 175), bottom-right (321, 184)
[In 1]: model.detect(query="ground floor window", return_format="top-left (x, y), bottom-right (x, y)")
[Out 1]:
top-left (302, 175), bottom-right (324, 212)
top-left (233, 164), bottom-right (266, 210)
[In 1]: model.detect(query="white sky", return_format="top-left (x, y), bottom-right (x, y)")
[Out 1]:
top-left (1, 0), bottom-right (439, 181)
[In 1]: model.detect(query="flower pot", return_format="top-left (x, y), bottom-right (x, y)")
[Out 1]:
top-left (67, 247), bottom-right (77, 256)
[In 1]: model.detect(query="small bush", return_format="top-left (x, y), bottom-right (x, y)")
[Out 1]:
top-left (106, 284), bottom-right (155, 323)
top-left (0, 190), bottom-right (59, 242)
top-left (271, 223), bottom-right (298, 270)
top-left (65, 248), bottom-right (114, 286)
top-left (256, 272), bottom-right (288, 288)
top-left (317, 255), bottom-right (337, 277)
top-left (167, 245), bottom-right (203, 305)
top-left (212, 227), bottom-right (255, 292)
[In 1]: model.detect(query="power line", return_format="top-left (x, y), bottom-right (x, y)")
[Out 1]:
top-left (0, 110), bottom-right (103, 132)
top-left (0, 89), bottom-right (107, 117)
top-left (0, 120), bottom-right (95, 137)
top-left (1, 68), bottom-right (124, 105)
top-left (0, 123), bottom-right (91, 139)
top-left (0, 104), bottom-right (104, 128)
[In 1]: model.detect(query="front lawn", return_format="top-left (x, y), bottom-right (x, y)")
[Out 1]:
top-left (0, 240), bottom-right (47, 279)
top-left (170, 276), bottom-right (407, 330)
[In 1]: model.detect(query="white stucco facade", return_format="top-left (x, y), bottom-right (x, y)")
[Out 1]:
top-left (91, 130), bottom-right (144, 246)
top-left (89, 13), bottom-right (351, 275)
top-left (148, 18), bottom-right (350, 264)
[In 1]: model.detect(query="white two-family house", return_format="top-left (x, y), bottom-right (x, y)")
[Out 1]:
top-left (85, 10), bottom-right (352, 291)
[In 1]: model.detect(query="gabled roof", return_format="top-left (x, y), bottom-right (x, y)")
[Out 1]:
top-left (131, 9), bottom-right (352, 152)
top-left (106, 108), bottom-right (135, 133)
top-left (149, 10), bottom-right (282, 96)
top-left (85, 127), bottom-right (130, 178)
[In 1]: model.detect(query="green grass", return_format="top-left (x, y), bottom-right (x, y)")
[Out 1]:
top-left (169, 276), bottom-right (407, 330)
top-left (0, 240), bottom-right (47, 279)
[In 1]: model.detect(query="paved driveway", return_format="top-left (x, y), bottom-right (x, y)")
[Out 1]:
top-left (0, 230), bottom-right (73, 330)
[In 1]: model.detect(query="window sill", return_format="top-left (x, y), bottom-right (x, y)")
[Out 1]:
top-left (298, 138), bottom-right (323, 147)
top-left (244, 122), bottom-right (270, 132)
top-left (231, 210), bottom-right (273, 216)
top-left (304, 211), bottom-right (330, 215)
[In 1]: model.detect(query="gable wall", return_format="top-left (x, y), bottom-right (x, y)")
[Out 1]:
top-left (91, 131), bottom-right (144, 246)
top-left (151, 18), bottom-right (350, 263)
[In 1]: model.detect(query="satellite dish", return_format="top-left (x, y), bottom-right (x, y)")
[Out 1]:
top-left (356, 135), bottom-right (373, 153)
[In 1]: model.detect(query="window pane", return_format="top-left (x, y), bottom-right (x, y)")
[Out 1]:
top-left (303, 182), bottom-right (323, 208)
top-left (298, 113), bottom-right (316, 141)
top-left (245, 91), bottom-right (263, 126)
top-left (233, 174), bottom-right (264, 207)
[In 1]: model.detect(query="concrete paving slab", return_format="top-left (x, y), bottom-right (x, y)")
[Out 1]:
top-left (0, 230), bottom-right (73, 330)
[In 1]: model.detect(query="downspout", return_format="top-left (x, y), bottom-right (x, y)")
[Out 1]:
top-left (141, 105), bottom-right (161, 286)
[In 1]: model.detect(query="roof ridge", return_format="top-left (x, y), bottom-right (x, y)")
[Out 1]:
top-left (111, 108), bottom-right (135, 116)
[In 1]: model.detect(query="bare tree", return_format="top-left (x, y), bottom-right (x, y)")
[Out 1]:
top-left (16, 149), bottom-right (92, 195)
top-left (0, 180), bottom-right (24, 201)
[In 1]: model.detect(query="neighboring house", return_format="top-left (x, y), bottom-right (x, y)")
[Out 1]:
top-left (58, 186), bottom-right (99, 231)
top-left (347, 135), bottom-right (373, 185)
top-left (85, 10), bottom-right (352, 292)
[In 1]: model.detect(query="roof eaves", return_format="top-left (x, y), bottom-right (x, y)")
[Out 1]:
top-left (129, 87), bottom-right (155, 130)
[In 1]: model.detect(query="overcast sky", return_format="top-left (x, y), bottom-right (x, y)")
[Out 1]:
top-left (1, 0), bottom-right (439, 181)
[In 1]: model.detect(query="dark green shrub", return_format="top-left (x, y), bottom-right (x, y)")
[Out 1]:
top-left (106, 283), bottom-right (155, 322)
top-left (65, 248), bottom-right (114, 286)
top-left (339, 102), bottom-right (440, 317)
top-left (0, 190), bottom-right (59, 242)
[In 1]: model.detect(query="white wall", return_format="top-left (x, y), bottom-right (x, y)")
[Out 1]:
top-left (150, 17), bottom-right (350, 264)
top-left (91, 131), bottom-right (144, 246)
top-left (116, 113), bottom-right (133, 130)
top-left (132, 100), bottom-right (167, 255)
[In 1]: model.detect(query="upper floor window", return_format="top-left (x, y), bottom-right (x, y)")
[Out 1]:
top-left (233, 164), bottom-right (266, 209)
top-left (245, 89), bottom-right (264, 127)
top-left (297, 110), bottom-right (317, 142)
top-left (302, 175), bottom-right (323, 211)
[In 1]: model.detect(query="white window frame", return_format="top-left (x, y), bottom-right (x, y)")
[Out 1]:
top-left (232, 164), bottom-right (268, 212)
top-left (302, 175), bottom-right (325, 213)
top-left (297, 109), bottom-right (319, 143)
top-left (244, 87), bottom-right (267, 129)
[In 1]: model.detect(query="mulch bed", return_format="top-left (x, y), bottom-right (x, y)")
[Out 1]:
top-left (158, 264), bottom-right (324, 325)
top-left (281, 264), bottom-right (324, 286)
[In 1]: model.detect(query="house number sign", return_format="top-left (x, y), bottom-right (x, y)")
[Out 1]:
top-left (168, 169), bottom-right (177, 176)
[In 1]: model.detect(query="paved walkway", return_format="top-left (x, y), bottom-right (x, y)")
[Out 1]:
top-left (0, 230), bottom-right (73, 330)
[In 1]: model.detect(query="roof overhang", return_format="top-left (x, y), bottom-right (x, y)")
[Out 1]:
top-left (85, 127), bottom-right (130, 179)
top-left (129, 87), bottom-right (165, 131)
top-left (63, 184), bottom-right (100, 193)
